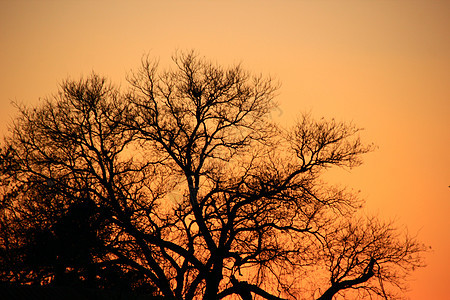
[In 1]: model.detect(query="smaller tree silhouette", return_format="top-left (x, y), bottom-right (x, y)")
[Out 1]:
top-left (315, 217), bottom-right (425, 300)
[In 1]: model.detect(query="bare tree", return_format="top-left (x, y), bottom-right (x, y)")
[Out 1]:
top-left (0, 51), bottom-right (426, 299)
top-left (311, 216), bottom-right (425, 300)
top-left (0, 75), bottom-right (156, 293)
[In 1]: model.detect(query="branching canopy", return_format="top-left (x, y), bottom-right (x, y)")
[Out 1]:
top-left (0, 51), bottom-right (426, 300)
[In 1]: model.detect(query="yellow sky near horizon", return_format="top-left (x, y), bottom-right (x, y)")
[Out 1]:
top-left (1, 1), bottom-right (449, 298)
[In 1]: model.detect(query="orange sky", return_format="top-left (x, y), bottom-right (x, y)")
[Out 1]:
top-left (1, 1), bottom-right (449, 298)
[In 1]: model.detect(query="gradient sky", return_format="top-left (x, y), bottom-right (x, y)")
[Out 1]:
top-left (1, 1), bottom-right (449, 298)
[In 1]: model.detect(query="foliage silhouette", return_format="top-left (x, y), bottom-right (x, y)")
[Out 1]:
top-left (0, 51), bottom-right (426, 300)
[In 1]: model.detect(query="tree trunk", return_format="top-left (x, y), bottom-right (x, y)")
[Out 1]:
top-left (203, 258), bottom-right (224, 300)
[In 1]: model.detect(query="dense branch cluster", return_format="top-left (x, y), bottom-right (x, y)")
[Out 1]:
top-left (0, 51), bottom-right (426, 300)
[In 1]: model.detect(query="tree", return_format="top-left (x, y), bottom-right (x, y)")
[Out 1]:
top-left (0, 77), bottom-right (156, 294)
top-left (0, 51), bottom-right (426, 299)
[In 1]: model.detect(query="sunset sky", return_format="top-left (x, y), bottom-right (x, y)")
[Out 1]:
top-left (1, 1), bottom-right (449, 298)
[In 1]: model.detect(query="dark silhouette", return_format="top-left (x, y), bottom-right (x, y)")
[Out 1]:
top-left (0, 282), bottom-right (163, 300)
top-left (0, 51), bottom-right (426, 299)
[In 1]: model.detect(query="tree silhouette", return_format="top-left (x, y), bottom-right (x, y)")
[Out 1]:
top-left (0, 51), bottom-right (426, 299)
